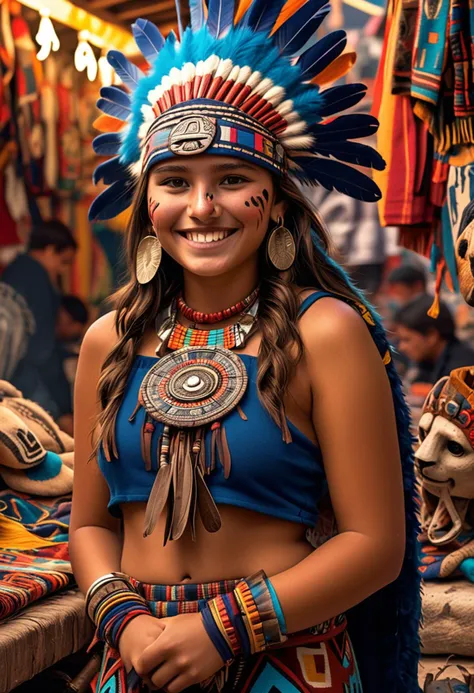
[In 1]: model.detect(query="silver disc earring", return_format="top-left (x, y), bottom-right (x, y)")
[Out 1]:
top-left (136, 229), bottom-right (162, 284)
top-left (267, 217), bottom-right (296, 271)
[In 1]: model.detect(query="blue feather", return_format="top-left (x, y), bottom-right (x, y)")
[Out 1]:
top-left (99, 86), bottom-right (131, 109)
top-left (93, 156), bottom-right (129, 185)
top-left (92, 133), bottom-right (122, 157)
top-left (241, 0), bottom-right (286, 34)
top-left (189, 0), bottom-right (205, 31)
top-left (294, 156), bottom-right (382, 202)
top-left (88, 179), bottom-right (136, 222)
top-left (273, 0), bottom-right (330, 57)
top-left (175, 0), bottom-right (185, 38)
top-left (298, 30), bottom-right (346, 81)
top-left (319, 83), bottom-right (367, 117)
top-left (207, 0), bottom-right (235, 37)
top-left (96, 97), bottom-right (130, 121)
top-left (312, 141), bottom-right (386, 170)
top-left (132, 18), bottom-right (165, 63)
top-left (309, 114), bottom-right (379, 142)
top-left (107, 50), bottom-right (144, 91)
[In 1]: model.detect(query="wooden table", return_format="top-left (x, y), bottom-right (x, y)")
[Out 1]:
top-left (0, 589), bottom-right (93, 693)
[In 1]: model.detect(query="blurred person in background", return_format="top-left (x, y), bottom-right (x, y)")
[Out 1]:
top-left (40, 294), bottom-right (90, 436)
top-left (393, 294), bottom-right (474, 395)
top-left (57, 294), bottom-right (89, 344)
top-left (387, 265), bottom-right (427, 309)
top-left (0, 220), bottom-right (77, 426)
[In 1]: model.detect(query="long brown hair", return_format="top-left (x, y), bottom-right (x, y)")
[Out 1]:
top-left (96, 172), bottom-right (360, 459)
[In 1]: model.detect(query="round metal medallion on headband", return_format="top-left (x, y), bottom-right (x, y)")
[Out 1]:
top-left (169, 115), bottom-right (216, 155)
top-left (140, 345), bottom-right (248, 427)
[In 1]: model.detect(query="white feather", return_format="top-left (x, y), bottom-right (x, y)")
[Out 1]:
top-left (235, 65), bottom-right (252, 84)
top-left (204, 55), bottom-right (219, 76)
top-left (253, 77), bottom-right (273, 96)
top-left (169, 66), bottom-right (183, 86)
top-left (259, 85), bottom-right (285, 105)
top-left (138, 121), bottom-right (150, 140)
top-left (195, 59), bottom-right (205, 77)
top-left (215, 58), bottom-right (234, 80)
top-left (283, 110), bottom-right (301, 125)
top-left (182, 62), bottom-right (196, 83)
top-left (227, 65), bottom-right (241, 82)
top-left (275, 99), bottom-right (293, 116)
top-left (244, 70), bottom-right (261, 89)
top-left (280, 134), bottom-right (314, 148)
top-left (161, 75), bottom-right (172, 91)
top-left (279, 119), bottom-right (306, 136)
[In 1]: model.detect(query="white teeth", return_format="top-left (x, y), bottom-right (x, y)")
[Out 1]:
top-left (184, 230), bottom-right (233, 243)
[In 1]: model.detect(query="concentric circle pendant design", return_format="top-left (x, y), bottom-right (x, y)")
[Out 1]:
top-left (140, 345), bottom-right (248, 427)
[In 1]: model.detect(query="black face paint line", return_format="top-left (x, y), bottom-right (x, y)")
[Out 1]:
top-left (262, 189), bottom-right (269, 202)
top-left (148, 199), bottom-right (160, 222)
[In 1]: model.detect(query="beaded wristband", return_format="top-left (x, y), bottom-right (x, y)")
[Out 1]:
top-left (85, 572), bottom-right (152, 649)
top-left (201, 570), bottom-right (287, 662)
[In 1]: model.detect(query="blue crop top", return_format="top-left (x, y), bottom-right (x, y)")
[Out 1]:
top-left (97, 292), bottom-right (331, 526)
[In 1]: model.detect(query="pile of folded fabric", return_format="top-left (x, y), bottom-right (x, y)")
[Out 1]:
top-left (0, 380), bottom-right (75, 621)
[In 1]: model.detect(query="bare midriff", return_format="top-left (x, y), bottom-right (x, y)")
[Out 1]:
top-left (120, 503), bottom-right (313, 584)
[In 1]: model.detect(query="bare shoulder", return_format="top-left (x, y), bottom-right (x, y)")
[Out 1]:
top-left (297, 293), bottom-right (379, 363)
top-left (79, 310), bottom-right (119, 368)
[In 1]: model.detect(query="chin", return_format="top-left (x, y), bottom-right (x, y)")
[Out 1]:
top-left (181, 257), bottom-right (237, 277)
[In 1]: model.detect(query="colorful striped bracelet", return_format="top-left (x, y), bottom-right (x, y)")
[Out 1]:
top-left (201, 570), bottom-right (287, 662)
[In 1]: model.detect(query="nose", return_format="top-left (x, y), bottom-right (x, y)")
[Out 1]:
top-left (187, 186), bottom-right (217, 222)
top-left (417, 459), bottom-right (437, 475)
top-left (470, 256), bottom-right (474, 277)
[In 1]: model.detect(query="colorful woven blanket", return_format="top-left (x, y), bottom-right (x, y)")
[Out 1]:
top-left (0, 487), bottom-right (73, 622)
top-left (411, 0), bottom-right (474, 154)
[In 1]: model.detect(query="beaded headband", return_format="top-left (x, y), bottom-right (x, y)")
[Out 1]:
top-left (89, 0), bottom-right (386, 222)
top-left (423, 367), bottom-right (474, 446)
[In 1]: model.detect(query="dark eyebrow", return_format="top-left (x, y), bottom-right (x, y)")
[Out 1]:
top-left (151, 164), bottom-right (189, 174)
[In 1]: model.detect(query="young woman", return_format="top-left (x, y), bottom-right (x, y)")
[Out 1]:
top-left (69, 3), bottom-right (421, 692)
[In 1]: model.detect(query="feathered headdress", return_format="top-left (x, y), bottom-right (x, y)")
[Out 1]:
top-left (89, 0), bottom-right (386, 221)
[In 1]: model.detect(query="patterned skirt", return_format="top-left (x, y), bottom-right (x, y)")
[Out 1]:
top-left (90, 577), bottom-right (363, 693)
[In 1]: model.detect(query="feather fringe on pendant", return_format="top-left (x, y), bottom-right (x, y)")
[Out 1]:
top-left (143, 424), bottom-right (223, 544)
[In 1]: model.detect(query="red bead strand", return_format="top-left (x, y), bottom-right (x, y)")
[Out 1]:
top-left (177, 287), bottom-right (259, 324)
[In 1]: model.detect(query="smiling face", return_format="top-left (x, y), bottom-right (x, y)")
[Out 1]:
top-left (146, 154), bottom-right (286, 278)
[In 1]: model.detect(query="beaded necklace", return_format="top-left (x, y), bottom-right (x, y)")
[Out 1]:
top-left (155, 298), bottom-right (259, 355)
top-left (176, 287), bottom-right (259, 325)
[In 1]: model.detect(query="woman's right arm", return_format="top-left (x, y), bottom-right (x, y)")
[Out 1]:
top-left (68, 312), bottom-right (123, 596)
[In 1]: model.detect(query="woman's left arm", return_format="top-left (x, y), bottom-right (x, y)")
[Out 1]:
top-left (270, 297), bottom-right (406, 633)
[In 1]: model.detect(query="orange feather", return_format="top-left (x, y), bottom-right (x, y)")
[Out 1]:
top-left (93, 114), bottom-right (125, 133)
top-left (311, 52), bottom-right (356, 87)
top-left (234, 0), bottom-right (252, 24)
top-left (271, 0), bottom-right (307, 34)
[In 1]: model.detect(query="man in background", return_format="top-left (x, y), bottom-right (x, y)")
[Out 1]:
top-left (0, 220), bottom-right (77, 426)
top-left (393, 294), bottom-right (474, 387)
top-left (387, 265), bottom-right (428, 308)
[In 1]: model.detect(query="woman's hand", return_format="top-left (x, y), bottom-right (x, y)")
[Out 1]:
top-left (118, 614), bottom-right (165, 674)
top-left (134, 612), bottom-right (225, 693)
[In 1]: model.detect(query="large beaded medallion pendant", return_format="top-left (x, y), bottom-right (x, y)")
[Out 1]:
top-left (139, 344), bottom-right (248, 544)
